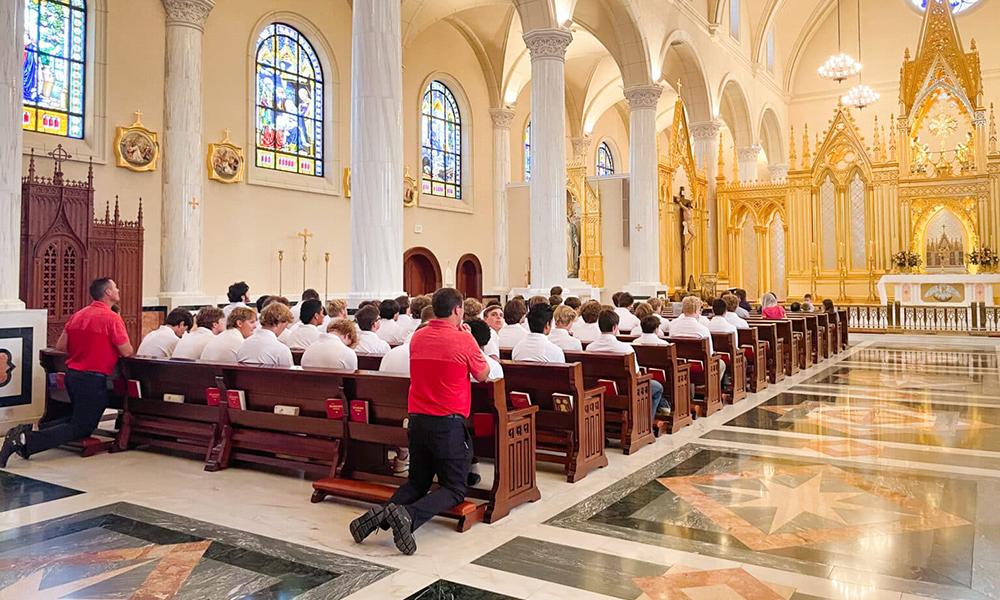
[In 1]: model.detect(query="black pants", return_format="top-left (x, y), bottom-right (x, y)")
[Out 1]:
top-left (387, 414), bottom-right (471, 531)
top-left (24, 370), bottom-right (109, 457)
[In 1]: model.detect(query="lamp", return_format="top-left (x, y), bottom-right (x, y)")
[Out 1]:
top-left (841, 0), bottom-right (879, 109)
top-left (818, 0), bottom-right (861, 83)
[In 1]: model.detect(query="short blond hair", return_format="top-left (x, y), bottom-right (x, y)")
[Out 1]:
top-left (681, 295), bottom-right (701, 315)
top-left (553, 304), bottom-right (577, 327)
top-left (647, 297), bottom-right (663, 312)
top-left (326, 299), bottom-right (347, 318)
top-left (226, 307), bottom-right (256, 329)
top-left (260, 302), bottom-right (294, 328)
top-left (722, 293), bottom-right (739, 312)
top-left (327, 319), bottom-right (358, 347)
top-left (633, 302), bottom-right (654, 321)
top-left (463, 298), bottom-right (483, 319)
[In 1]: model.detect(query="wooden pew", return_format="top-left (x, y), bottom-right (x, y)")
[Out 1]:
top-left (787, 314), bottom-right (819, 365)
top-left (666, 337), bottom-right (723, 417)
top-left (736, 327), bottom-right (768, 393)
top-left (813, 313), bottom-right (832, 360)
top-left (499, 361), bottom-right (607, 482)
top-left (356, 353), bottom-right (385, 371)
top-left (630, 344), bottom-right (693, 433)
top-left (39, 349), bottom-right (120, 456)
top-left (710, 332), bottom-right (747, 403)
top-left (837, 308), bottom-right (850, 349)
top-left (745, 323), bottom-right (783, 384)
top-left (754, 317), bottom-right (809, 370)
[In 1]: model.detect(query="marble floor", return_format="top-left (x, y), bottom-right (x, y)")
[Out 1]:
top-left (1, 333), bottom-right (999, 599)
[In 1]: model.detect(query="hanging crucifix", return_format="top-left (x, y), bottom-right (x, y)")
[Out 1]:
top-left (673, 186), bottom-right (695, 284)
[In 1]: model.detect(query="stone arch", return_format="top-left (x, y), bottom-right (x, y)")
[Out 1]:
top-left (718, 77), bottom-right (754, 147)
top-left (758, 106), bottom-right (784, 164)
top-left (658, 30), bottom-right (713, 123)
top-left (911, 203), bottom-right (979, 268)
top-left (570, 0), bottom-right (653, 88)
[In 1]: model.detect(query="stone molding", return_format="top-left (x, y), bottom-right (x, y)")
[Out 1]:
top-left (162, 0), bottom-right (214, 30)
top-left (737, 145), bottom-right (763, 163)
top-left (523, 28), bottom-right (573, 61)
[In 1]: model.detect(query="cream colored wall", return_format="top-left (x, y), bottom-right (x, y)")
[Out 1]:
top-left (506, 183), bottom-right (531, 288)
top-left (596, 176), bottom-right (629, 302)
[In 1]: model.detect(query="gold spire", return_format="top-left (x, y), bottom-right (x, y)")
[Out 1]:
top-left (801, 124), bottom-right (811, 170)
top-left (717, 132), bottom-right (725, 182)
top-left (880, 125), bottom-right (888, 162)
top-left (732, 143), bottom-right (738, 182)
top-left (789, 125), bottom-right (797, 170)
top-left (990, 103), bottom-right (998, 154)
top-left (873, 116), bottom-right (882, 159)
top-left (888, 114), bottom-right (897, 161)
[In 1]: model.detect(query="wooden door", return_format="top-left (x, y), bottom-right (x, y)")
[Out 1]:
top-left (456, 253), bottom-right (482, 299)
top-left (403, 247), bottom-right (442, 296)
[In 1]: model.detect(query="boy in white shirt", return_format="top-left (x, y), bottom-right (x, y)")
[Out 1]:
top-left (222, 281), bottom-right (250, 319)
top-left (172, 306), bottom-right (224, 360)
top-left (646, 297), bottom-right (671, 336)
top-left (469, 319), bottom-right (503, 381)
top-left (512, 304), bottom-right (565, 363)
top-left (669, 296), bottom-right (727, 383)
top-left (136, 308), bottom-right (192, 358)
top-left (633, 316), bottom-right (669, 346)
top-left (572, 300), bottom-right (603, 344)
top-left (722, 294), bottom-right (751, 329)
top-left (588, 309), bottom-right (669, 420)
top-left (548, 305), bottom-right (582, 352)
top-left (282, 299), bottom-right (326, 350)
top-left (201, 307), bottom-right (256, 363)
top-left (301, 319), bottom-right (359, 370)
top-left (497, 299), bottom-right (529, 348)
top-left (394, 295), bottom-right (414, 332)
top-left (613, 292), bottom-right (641, 334)
top-left (237, 302), bottom-right (295, 367)
top-left (375, 299), bottom-right (408, 346)
top-left (482, 304), bottom-right (504, 358)
top-left (290, 289), bottom-right (320, 323)
top-left (354, 305), bottom-right (391, 355)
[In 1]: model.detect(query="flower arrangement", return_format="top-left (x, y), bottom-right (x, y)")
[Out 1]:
top-left (891, 250), bottom-right (921, 271)
top-left (968, 247), bottom-right (999, 272)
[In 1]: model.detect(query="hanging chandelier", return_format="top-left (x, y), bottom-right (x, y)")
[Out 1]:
top-left (841, 0), bottom-right (879, 109)
top-left (818, 0), bottom-right (861, 82)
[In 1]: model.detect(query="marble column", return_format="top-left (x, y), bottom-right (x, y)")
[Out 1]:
top-left (768, 164), bottom-right (789, 183)
top-left (523, 28), bottom-right (572, 290)
top-left (625, 84), bottom-right (663, 293)
top-left (690, 120), bottom-right (722, 272)
top-left (737, 145), bottom-right (762, 183)
top-left (349, 0), bottom-right (403, 304)
top-left (159, 0), bottom-right (214, 307)
top-left (490, 107), bottom-right (515, 293)
top-left (0, 0), bottom-right (25, 310)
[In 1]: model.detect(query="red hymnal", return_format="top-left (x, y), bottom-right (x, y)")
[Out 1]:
top-left (226, 389), bottom-right (246, 410)
top-left (205, 387), bottom-right (222, 407)
top-left (510, 391), bottom-right (532, 410)
top-left (325, 398), bottom-right (345, 420)
top-left (597, 379), bottom-right (619, 397)
top-left (126, 379), bottom-right (142, 399)
top-left (648, 368), bottom-right (667, 386)
top-left (472, 412), bottom-right (495, 437)
top-left (349, 399), bottom-right (370, 423)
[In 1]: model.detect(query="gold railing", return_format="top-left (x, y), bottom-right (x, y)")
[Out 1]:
top-left (846, 303), bottom-right (1000, 334)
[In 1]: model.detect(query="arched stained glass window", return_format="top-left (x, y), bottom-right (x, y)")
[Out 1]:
top-left (255, 23), bottom-right (324, 177)
top-left (524, 120), bottom-right (532, 182)
top-left (420, 80), bottom-right (462, 199)
top-left (23, 0), bottom-right (87, 139)
top-left (596, 142), bottom-right (615, 176)
top-left (910, 0), bottom-right (979, 13)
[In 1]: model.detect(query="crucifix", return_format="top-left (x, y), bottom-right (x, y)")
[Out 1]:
top-left (297, 228), bottom-right (313, 291)
top-left (673, 186), bottom-right (695, 285)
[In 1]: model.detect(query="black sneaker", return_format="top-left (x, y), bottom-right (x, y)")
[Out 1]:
top-left (349, 506), bottom-right (387, 544)
top-left (384, 503), bottom-right (416, 555)
top-left (0, 425), bottom-right (28, 468)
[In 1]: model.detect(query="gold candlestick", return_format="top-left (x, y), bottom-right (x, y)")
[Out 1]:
top-left (324, 252), bottom-right (331, 302)
top-left (297, 228), bottom-right (313, 292)
top-left (277, 250), bottom-right (284, 296)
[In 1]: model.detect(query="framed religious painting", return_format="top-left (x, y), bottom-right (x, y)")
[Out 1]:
top-left (403, 166), bottom-right (419, 208)
top-left (0, 328), bottom-right (34, 410)
top-left (113, 111), bottom-right (159, 172)
top-left (207, 130), bottom-right (245, 184)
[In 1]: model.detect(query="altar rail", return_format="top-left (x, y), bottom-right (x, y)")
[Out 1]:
top-left (846, 303), bottom-right (1000, 334)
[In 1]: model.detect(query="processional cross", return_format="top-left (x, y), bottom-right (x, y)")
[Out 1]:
top-left (297, 228), bottom-right (313, 290)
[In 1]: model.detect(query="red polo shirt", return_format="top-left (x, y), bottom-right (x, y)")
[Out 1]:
top-left (64, 301), bottom-right (130, 375)
top-left (408, 319), bottom-right (488, 417)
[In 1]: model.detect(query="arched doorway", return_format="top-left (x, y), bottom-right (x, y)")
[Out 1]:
top-left (403, 247), bottom-right (442, 296)
top-left (456, 253), bottom-right (483, 299)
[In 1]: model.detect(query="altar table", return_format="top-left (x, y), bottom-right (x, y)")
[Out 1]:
top-left (876, 273), bottom-right (1000, 306)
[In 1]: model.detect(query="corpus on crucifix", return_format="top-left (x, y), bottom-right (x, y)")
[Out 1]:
top-left (673, 186), bottom-right (695, 283)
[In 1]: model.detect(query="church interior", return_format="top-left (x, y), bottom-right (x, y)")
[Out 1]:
top-left (3, 0), bottom-right (1000, 598)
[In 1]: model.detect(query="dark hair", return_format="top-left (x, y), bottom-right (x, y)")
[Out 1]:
top-left (503, 299), bottom-right (527, 325)
top-left (379, 299), bottom-right (400, 320)
top-left (597, 309), bottom-right (619, 333)
top-left (301, 288), bottom-right (320, 301)
top-left (580, 300), bottom-right (602, 324)
top-left (395, 295), bottom-right (410, 313)
top-left (196, 306), bottom-right (224, 329)
top-left (735, 289), bottom-right (747, 301)
top-left (89, 277), bottom-right (113, 301)
top-left (823, 298), bottom-right (836, 313)
top-left (640, 315), bottom-right (661, 334)
top-left (617, 292), bottom-right (634, 308)
top-left (611, 292), bottom-right (623, 306)
top-left (711, 298), bottom-right (727, 316)
top-left (526, 304), bottom-right (553, 334)
top-left (228, 281), bottom-right (250, 303)
top-left (549, 286), bottom-right (563, 297)
top-left (484, 298), bottom-right (501, 308)
top-left (355, 305), bottom-right (380, 331)
top-left (409, 295), bottom-right (431, 319)
top-left (431, 287), bottom-right (464, 318)
top-left (790, 302), bottom-right (802, 312)
top-left (255, 295), bottom-right (270, 312)
top-left (548, 295), bottom-right (563, 307)
top-left (300, 299), bottom-right (324, 324)
top-left (564, 297), bottom-right (581, 310)
top-left (165, 308), bottom-right (194, 330)
top-left (467, 318), bottom-right (492, 348)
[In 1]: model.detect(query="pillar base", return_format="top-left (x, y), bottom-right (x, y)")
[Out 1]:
top-left (624, 282), bottom-right (668, 299)
top-left (0, 308), bottom-right (49, 431)
top-left (157, 293), bottom-right (219, 311)
top-left (347, 291), bottom-right (406, 310)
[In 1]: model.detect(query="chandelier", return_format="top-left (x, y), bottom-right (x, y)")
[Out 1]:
top-left (840, 0), bottom-right (879, 109)
top-left (818, 0), bottom-right (861, 83)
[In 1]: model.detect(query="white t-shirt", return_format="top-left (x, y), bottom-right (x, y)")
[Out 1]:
top-left (735, 306), bottom-right (750, 319)
top-left (355, 330), bottom-right (391, 355)
top-left (669, 315), bottom-right (714, 353)
top-left (633, 333), bottom-right (669, 346)
top-left (483, 329), bottom-right (500, 358)
top-left (512, 332), bottom-right (566, 363)
top-left (378, 343), bottom-right (410, 374)
top-left (587, 333), bottom-right (639, 373)
top-left (725, 312), bottom-right (750, 330)
top-left (397, 313), bottom-right (415, 333)
top-left (572, 321), bottom-right (601, 344)
top-left (222, 302), bottom-right (248, 319)
top-left (707, 316), bottom-right (738, 353)
top-left (498, 323), bottom-right (529, 348)
top-left (614, 307), bottom-right (640, 334)
top-left (171, 327), bottom-right (216, 360)
top-left (485, 353), bottom-right (504, 381)
top-left (282, 323), bottom-right (322, 350)
top-left (136, 326), bottom-right (180, 359)
top-left (236, 328), bottom-right (294, 367)
top-left (376, 318), bottom-right (408, 345)
top-left (200, 328), bottom-right (245, 363)
top-left (300, 334), bottom-right (358, 370)
top-left (548, 327), bottom-right (583, 352)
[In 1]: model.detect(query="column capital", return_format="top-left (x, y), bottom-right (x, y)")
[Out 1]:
top-left (568, 135), bottom-right (592, 169)
top-left (523, 28), bottom-right (573, 62)
top-left (161, 0), bottom-right (214, 30)
top-left (737, 145), bottom-right (762, 162)
top-left (489, 107), bottom-right (516, 130)
top-left (689, 119), bottom-right (723, 141)
top-left (624, 84), bottom-right (663, 110)
top-left (768, 164), bottom-right (789, 182)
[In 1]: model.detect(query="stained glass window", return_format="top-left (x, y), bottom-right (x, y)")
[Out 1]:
top-left (22, 0), bottom-right (87, 139)
top-left (420, 80), bottom-right (462, 199)
top-left (255, 23), bottom-right (324, 177)
top-left (911, 0), bottom-right (979, 13)
top-left (729, 0), bottom-right (740, 41)
top-left (524, 120), bottom-right (532, 182)
top-left (596, 142), bottom-right (615, 176)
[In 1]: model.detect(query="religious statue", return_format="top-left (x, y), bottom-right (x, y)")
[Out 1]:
top-left (673, 187), bottom-right (695, 284)
top-left (566, 191), bottom-right (582, 278)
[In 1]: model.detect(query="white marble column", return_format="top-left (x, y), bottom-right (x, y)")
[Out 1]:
top-left (490, 107), bottom-right (515, 293)
top-left (349, 0), bottom-right (403, 304)
top-left (625, 84), bottom-right (663, 293)
top-left (768, 164), bottom-right (789, 183)
top-left (690, 120), bottom-right (722, 272)
top-left (737, 145), bottom-right (762, 183)
top-left (0, 0), bottom-right (25, 310)
top-left (523, 28), bottom-right (572, 290)
top-left (159, 0), bottom-right (214, 307)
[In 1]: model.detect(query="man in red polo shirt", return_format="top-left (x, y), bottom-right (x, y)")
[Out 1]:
top-left (349, 287), bottom-right (489, 555)
top-left (1, 278), bottom-right (134, 467)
